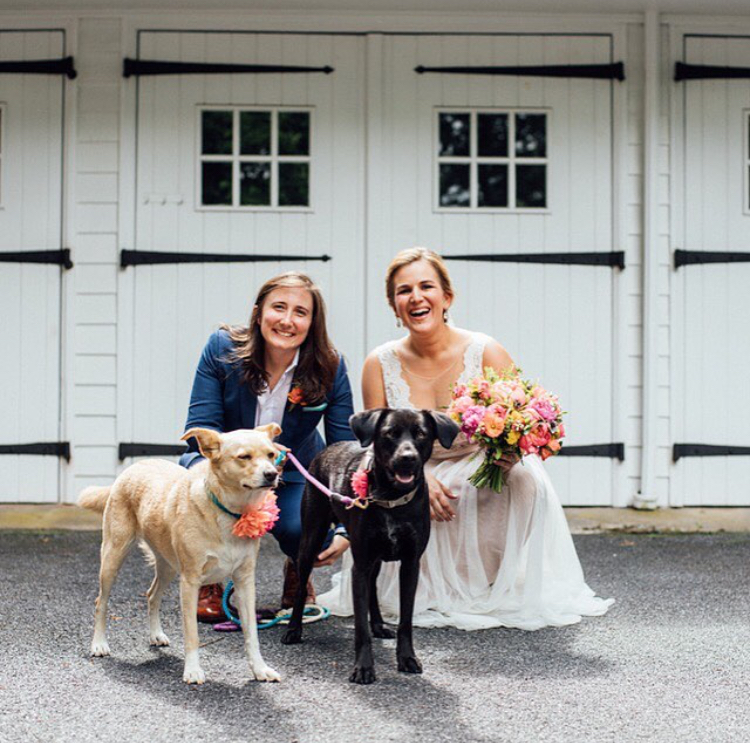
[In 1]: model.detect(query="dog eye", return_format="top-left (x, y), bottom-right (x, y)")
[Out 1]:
top-left (267, 452), bottom-right (275, 460)
top-left (237, 454), bottom-right (252, 460)
top-left (414, 429), bottom-right (428, 439)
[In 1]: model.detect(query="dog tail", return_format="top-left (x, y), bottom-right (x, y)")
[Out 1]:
top-left (78, 486), bottom-right (111, 513)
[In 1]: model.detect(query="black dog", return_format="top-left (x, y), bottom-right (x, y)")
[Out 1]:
top-left (281, 408), bottom-right (459, 684)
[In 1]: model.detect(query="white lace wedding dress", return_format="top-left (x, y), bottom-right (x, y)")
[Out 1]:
top-left (319, 333), bottom-right (614, 631)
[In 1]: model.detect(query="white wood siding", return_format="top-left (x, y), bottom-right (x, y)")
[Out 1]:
top-left (672, 33), bottom-right (750, 505)
top-left (69, 18), bottom-right (122, 499)
top-left (0, 29), bottom-right (64, 503)
top-left (367, 33), bottom-right (623, 505)
top-left (120, 32), bottom-right (366, 455)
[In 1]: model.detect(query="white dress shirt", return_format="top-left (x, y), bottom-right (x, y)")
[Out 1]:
top-left (254, 350), bottom-right (300, 427)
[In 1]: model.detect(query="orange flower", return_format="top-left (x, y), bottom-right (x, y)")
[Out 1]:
top-left (232, 492), bottom-right (280, 539)
top-left (287, 386), bottom-right (306, 406)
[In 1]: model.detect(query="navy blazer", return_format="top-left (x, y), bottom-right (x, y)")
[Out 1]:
top-left (180, 329), bottom-right (356, 480)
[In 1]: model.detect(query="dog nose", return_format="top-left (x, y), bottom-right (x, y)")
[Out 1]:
top-left (395, 448), bottom-right (419, 466)
top-left (263, 470), bottom-right (278, 486)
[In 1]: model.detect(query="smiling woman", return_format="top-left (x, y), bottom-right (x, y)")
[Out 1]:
top-left (179, 272), bottom-right (356, 626)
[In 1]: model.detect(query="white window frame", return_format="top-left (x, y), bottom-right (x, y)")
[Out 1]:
top-left (744, 109), bottom-right (750, 216)
top-left (434, 107), bottom-right (550, 214)
top-left (0, 103), bottom-right (5, 209)
top-left (196, 105), bottom-right (313, 213)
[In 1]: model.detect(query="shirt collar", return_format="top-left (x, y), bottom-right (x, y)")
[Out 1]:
top-left (283, 350), bottom-right (301, 378)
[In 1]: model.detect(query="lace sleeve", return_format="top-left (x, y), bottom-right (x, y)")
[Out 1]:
top-left (457, 333), bottom-right (489, 385)
top-left (375, 342), bottom-right (413, 409)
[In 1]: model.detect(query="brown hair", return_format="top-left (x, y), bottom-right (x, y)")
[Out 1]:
top-left (221, 272), bottom-right (338, 403)
top-left (385, 247), bottom-right (455, 312)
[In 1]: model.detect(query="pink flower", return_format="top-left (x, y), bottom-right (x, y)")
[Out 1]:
top-left (518, 435), bottom-right (538, 455)
top-left (530, 397), bottom-right (557, 422)
top-left (453, 383), bottom-right (468, 398)
top-left (510, 385), bottom-right (528, 406)
top-left (233, 492), bottom-right (280, 539)
top-left (351, 470), bottom-right (369, 500)
top-left (476, 379), bottom-right (492, 401)
top-left (461, 405), bottom-right (486, 438)
top-left (451, 395), bottom-right (474, 416)
top-left (527, 423), bottom-right (552, 449)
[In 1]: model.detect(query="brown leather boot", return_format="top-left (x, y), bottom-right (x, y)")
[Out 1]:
top-left (281, 558), bottom-right (316, 609)
top-left (197, 583), bottom-right (228, 623)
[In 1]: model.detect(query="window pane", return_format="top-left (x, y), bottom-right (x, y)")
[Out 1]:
top-left (278, 112), bottom-right (310, 156)
top-left (478, 114), bottom-right (508, 157)
top-left (439, 164), bottom-right (470, 207)
top-left (478, 164), bottom-right (508, 208)
top-left (516, 164), bottom-right (546, 208)
top-left (202, 162), bottom-right (232, 205)
top-left (279, 162), bottom-right (309, 206)
top-left (240, 111), bottom-right (271, 155)
top-left (240, 162), bottom-right (271, 206)
top-left (439, 113), bottom-right (470, 157)
top-left (202, 110), bottom-right (232, 155)
top-left (515, 114), bottom-right (546, 157)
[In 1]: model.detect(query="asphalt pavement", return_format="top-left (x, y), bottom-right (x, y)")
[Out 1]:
top-left (0, 530), bottom-right (748, 743)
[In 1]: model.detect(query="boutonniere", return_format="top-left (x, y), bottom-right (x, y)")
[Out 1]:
top-left (287, 385), bottom-right (307, 411)
top-left (287, 384), bottom-right (328, 413)
top-left (350, 469), bottom-right (370, 501)
top-left (232, 492), bottom-right (280, 539)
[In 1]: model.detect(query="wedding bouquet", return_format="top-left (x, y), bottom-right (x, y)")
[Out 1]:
top-left (447, 367), bottom-right (566, 493)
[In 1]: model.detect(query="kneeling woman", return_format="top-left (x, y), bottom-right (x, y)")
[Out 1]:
top-left (180, 271), bottom-right (355, 623)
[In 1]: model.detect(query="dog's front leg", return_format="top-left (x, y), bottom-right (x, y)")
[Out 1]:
top-left (350, 563), bottom-right (376, 684)
top-left (396, 557), bottom-right (422, 674)
top-left (234, 542), bottom-right (280, 682)
top-left (179, 577), bottom-right (205, 684)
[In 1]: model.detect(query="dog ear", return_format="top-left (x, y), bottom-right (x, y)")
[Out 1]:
top-left (429, 412), bottom-right (460, 450)
top-left (181, 427), bottom-right (221, 460)
top-left (349, 409), bottom-right (385, 447)
top-left (256, 423), bottom-right (282, 441)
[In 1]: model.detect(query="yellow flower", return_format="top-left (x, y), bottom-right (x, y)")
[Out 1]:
top-left (506, 430), bottom-right (521, 446)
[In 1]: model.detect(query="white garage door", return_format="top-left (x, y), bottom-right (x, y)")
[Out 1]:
top-left (0, 30), bottom-right (67, 503)
top-left (673, 35), bottom-right (750, 506)
top-left (367, 34), bottom-right (624, 505)
top-left (120, 32), bottom-right (365, 456)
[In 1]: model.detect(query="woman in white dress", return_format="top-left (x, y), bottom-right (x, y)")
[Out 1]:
top-left (320, 247), bottom-right (613, 631)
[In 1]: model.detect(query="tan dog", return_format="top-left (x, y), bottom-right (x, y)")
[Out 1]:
top-left (78, 425), bottom-right (283, 684)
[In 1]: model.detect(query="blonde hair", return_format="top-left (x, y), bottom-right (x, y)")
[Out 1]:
top-left (385, 247), bottom-right (455, 311)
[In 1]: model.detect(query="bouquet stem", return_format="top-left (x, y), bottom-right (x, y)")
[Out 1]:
top-left (469, 454), bottom-right (505, 494)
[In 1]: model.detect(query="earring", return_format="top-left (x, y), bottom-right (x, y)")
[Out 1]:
top-left (396, 316), bottom-right (403, 328)
top-left (443, 309), bottom-right (449, 324)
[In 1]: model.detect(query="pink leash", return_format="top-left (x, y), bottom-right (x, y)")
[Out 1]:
top-left (284, 451), bottom-right (368, 510)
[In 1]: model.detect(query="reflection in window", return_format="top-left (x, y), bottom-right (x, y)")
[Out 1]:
top-left (437, 109), bottom-right (548, 210)
top-left (439, 164), bottom-right (471, 207)
top-left (198, 107), bottom-right (311, 209)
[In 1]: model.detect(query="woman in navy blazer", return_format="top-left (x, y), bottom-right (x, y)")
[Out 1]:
top-left (180, 271), bottom-right (355, 622)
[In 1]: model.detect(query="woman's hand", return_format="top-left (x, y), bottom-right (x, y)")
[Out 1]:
top-left (427, 474), bottom-right (458, 522)
top-left (497, 451), bottom-right (520, 476)
top-left (314, 535), bottom-right (350, 567)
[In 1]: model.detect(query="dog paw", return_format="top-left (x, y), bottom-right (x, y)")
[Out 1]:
top-left (397, 655), bottom-right (423, 674)
top-left (349, 665), bottom-right (377, 685)
top-left (149, 632), bottom-right (170, 647)
top-left (251, 664), bottom-right (281, 682)
top-left (281, 628), bottom-right (303, 645)
top-left (183, 666), bottom-right (206, 685)
top-left (371, 624), bottom-right (396, 639)
top-left (90, 640), bottom-right (110, 657)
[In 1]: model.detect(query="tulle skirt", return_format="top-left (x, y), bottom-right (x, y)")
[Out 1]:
top-left (318, 453), bottom-right (614, 631)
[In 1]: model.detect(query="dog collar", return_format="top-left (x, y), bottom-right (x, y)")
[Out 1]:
top-left (369, 486), bottom-right (420, 509)
top-left (359, 450), bottom-right (421, 509)
top-left (206, 487), bottom-right (241, 519)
